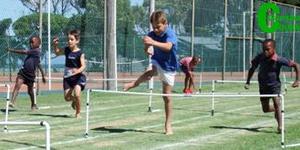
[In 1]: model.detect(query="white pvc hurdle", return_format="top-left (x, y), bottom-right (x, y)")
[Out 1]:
top-left (210, 79), bottom-right (292, 116)
top-left (0, 121), bottom-right (51, 150)
top-left (0, 84), bottom-right (10, 131)
top-left (84, 89), bottom-right (298, 148)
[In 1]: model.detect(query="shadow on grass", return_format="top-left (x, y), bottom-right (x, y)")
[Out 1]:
top-left (210, 125), bottom-right (275, 133)
top-left (1, 139), bottom-right (57, 149)
top-left (30, 113), bottom-right (72, 118)
top-left (0, 109), bottom-right (17, 113)
top-left (216, 111), bottom-right (274, 119)
top-left (92, 126), bottom-right (160, 134)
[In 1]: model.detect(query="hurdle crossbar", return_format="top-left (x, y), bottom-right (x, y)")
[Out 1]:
top-left (0, 121), bottom-right (50, 150)
top-left (211, 79), bottom-right (292, 116)
top-left (84, 89), bottom-right (298, 148)
top-left (37, 77), bottom-right (137, 81)
top-left (89, 89), bottom-right (281, 97)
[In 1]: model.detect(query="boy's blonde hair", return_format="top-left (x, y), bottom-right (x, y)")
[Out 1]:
top-left (150, 10), bottom-right (167, 24)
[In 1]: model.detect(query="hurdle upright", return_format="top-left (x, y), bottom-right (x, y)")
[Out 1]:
top-left (0, 121), bottom-right (51, 150)
top-left (0, 84), bottom-right (10, 131)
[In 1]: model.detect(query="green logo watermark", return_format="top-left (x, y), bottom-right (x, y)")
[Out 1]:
top-left (257, 2), bottom-right (300, 33)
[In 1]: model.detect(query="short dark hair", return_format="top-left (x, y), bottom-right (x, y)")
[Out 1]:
top-left (30, 35), bottom-right (41, 45)
top-left (68, 29), bottom-right (80, 41)
top-left (263, 39), bottom-right (276, 48)
top-left (192, 56), bottom-right (201, 62)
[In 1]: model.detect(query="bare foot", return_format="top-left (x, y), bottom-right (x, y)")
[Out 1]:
top-left (75, 113), bottom-right (81, 119)
top-left (9, 102), bottom-right (15, 108)
top-left (31, 104), bottom-right (38, 111)
top-left (165, 130), bottom-right (173, 135)
top-left (165, 126), bottom-right (173, 135)
top-left (277, 127), bottom-right (282, 134)
top-left (123, 82), bottom-right (135, 91)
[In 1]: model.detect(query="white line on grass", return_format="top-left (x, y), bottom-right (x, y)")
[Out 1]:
top-left (12, 104), bottom-right (262, 150)
top-left (11, 96), bottom-right (300, 149)
top-left (151, 112), bottom-right (300, 150)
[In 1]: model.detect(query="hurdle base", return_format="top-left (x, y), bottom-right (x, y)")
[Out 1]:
top-left (148, 107), bottom-right (152, 112)
top-left (84, 133), bottom-right (89, 138)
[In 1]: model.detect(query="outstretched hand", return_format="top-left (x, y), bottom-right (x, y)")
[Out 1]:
top-left (292, 80), bottom-right (299, 88)
top-left (244, 83), bottom-right (250, 90)
top-left (6, 48), bottom-right (13, 52)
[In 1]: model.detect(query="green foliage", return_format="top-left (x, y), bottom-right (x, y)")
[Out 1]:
top-left (13, 13), bottom-right (69, 37)
top-left (0, 18), bottom-right (12, 36)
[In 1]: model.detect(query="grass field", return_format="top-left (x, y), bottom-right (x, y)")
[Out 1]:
top-left (0, 81), bottom-right (300, 150)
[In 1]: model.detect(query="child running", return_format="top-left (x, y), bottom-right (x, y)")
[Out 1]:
top-left (180, 56), bottom-right (201, 94)
top-left (52, 29), bottom-right (86, 118)
top-left (8, 35), bottom-right (46, 111)
top-left (245, 39), bottom-right (299, 133)
top-left (124, 10), bottom-right (178, 135)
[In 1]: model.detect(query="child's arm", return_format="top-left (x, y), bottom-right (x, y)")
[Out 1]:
top-left (291, 62), bottom-right (300, 87)
top-left (52, 37), bottom-right (64, 56)
top-left (38, 64), bottom-right (46, 84)
top-left (144, 45), bottom-right (153, 56)
top-left (72, 54), bottom-right (86, 75)
top-left (7, 48), bottom-right (28, 55)
top-left (245, 65), bottom-right (257, 89)
top-left (143, 36), bottom-right (172, 52)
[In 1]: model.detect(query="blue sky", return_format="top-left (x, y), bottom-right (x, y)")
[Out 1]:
top-left (0, 0), bottom-right (30, 22)
top-left (131, 0), bottom-right (143, 6)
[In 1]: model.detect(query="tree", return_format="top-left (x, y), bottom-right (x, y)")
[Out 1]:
top-left (19, 0), bottom-right (47, 12)
top-left (0, 19), bottom-right (12, 36)
top-left (70, 0), bottom-right (86, 15)
top-left (13, 13), bottom-right (69, 37)
top-left (0, 18), bottom-right (12, 75)
top-left (19, 0), bottom-right (82, 16)
top-left (51, 0), bottom-right (72, 16)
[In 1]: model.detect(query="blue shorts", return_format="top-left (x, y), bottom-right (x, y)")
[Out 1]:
top-left (63, 73), bottom-right (86, 91)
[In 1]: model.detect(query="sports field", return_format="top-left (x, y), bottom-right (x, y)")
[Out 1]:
top-left (0, 81), bottom-right (300, 150)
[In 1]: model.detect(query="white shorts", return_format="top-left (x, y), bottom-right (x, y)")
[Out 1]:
top-left (151, 60), bottom-right (176, 86)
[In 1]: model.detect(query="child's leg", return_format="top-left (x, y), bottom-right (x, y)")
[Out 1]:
top-left (184, 74), bottom-right (189, 92)
top-left (27, 84), bottom-right (36, 110)
top-left (64, 88), bottom-right (75, 102)
top-left (162, 82), bottom-right (173, 135)
top-left (272, 96), bottom-right (282, 133)
top-left (188, 73), bottom-right (194, 90)
top-left (124, 66), bottom-right (157, 91)
top-left (10, 76), bottom-right (24, 106)
top-left (73, 85), bottom-right (82, 118)
top-left (260, 97), bottom-right (274, 112)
